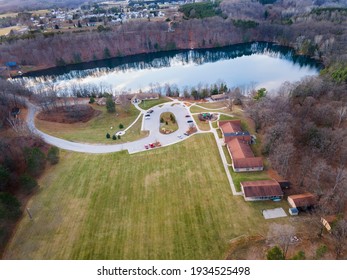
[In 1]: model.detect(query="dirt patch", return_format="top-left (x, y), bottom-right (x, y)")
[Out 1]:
top-left (37, 105), bottom-right (100, 124)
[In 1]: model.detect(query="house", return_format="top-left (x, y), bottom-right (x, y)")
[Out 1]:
top-left (226, 138), bottom-right (263, 172)
top-left (241, 180), bottom-right (283, 201)
top-left (210, 93), bottom-right (228, 101)
top-left (287, 193), bottom-right (316, 210)
top-left (130, 93), bottom-right (159, 104)
top-left (219, 120), bottom-right (251, 142)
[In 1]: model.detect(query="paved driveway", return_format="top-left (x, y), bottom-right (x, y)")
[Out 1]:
top-left (26, 100), bottom-right (197, 154)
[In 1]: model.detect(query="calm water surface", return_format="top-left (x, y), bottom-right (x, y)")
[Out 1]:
top-left (20, 42), bottom-right (321, 94)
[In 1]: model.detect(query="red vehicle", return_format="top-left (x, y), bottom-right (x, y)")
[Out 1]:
top-left (149, 143), bottom-right (155, 148)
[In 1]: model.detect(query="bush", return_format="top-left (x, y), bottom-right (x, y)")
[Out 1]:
top-left (24, 147), bottom-right (46, 177)
top-left (316, 245), bottom-right (328, 259)
top-left (106, 96), bottom-right (116, 113)
top-left (89, 96), bottom-right (95, 104)
top-left (0, 192), bottom-right (21, 220)
top-left (291, 250), bottom-right (306, 260)
top-left (119, 123), bottom-right (124, 129)
top-left (47, 146), bottom-right (60, 165)
top-left (0, 165), bottom-right (10, 191)
top-left (266, 246), bottom-right (284, 260)
top-left (19, 174), bottom-right (38, 194)
top-left (117, 135), bottom-right (121, 140)
top-left (106, 132), bottom-right (110, 139)
top-left (160, 117), bottom-right (164, 123)
top-left (112, 135), bottom-right (117, 140)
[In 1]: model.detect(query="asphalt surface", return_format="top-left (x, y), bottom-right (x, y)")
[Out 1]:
top-left (26, 100), bottom-right (197, 154)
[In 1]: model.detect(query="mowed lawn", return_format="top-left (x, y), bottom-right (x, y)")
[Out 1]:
top-left (35, 104), bottom-right (146, 144)
top-left (5, 134), bottom-right (277, 260)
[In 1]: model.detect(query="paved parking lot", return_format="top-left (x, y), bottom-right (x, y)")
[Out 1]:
top-left (28, 100), bottom-right (198, 154)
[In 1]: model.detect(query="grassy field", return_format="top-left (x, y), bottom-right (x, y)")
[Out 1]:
top-left (138, 97), bottom-right (171, 110)
top-left (4, 134), bottom-right (284, 260)
top-left (160, 112), bottom-right (178, 134)
top-left (190, 105), bottom-right (231, 114)
top-left (35, 104), bottom-right (147, 144)
top-left (0, 25), bottom-right (25, 35)
top-left (193, 115), bottom-right (210, 131)
top-left (229, 168), bottom-right (271, 192)
top-left (196, 101), bottom-right (226, 109)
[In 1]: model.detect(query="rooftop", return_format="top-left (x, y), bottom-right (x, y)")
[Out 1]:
top-left (241, 180), bottom-right (283, 198)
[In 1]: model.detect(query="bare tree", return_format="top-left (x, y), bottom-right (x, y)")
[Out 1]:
top-left (331, 219), bottom-right (347, 259)
top-left (267, 223), bottom-right (296, 259)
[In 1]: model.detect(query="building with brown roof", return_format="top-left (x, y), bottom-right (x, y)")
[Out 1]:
top-left (226, 138), bottom-right (263, 172)
top-left (219, 120), bottom-right (252, 142)
top-left (287, 193), bottom-right (316, 210)
top-left (211, 93), bottom-right (228, 101)
top-left (241, 180), bottom-right (283, 201)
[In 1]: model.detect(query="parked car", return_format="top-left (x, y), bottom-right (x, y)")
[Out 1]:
top-left (184, 132), bottom-right (189, 136)
top-left (147, 109), bottom-right (154, 114)
top-left (149, 143), bottom-right (155, 148)
top-left (177, 135), bottom-right (183, 139)
top-left (144, 144), bottom-right (149, 149)
top-left (185, 115), bottom-right (190, 118)
top-left (145, 114), bottom-right (151, 120)
top-left (187, 120), bottom-right (193, 123)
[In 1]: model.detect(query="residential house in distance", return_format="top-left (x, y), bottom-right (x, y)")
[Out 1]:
top-left (130, 93), bottom-right (159, 104)
top-left (210, 93), bottom-right (228, 101)
top-left (219, 120), bottom-right (263, 172)
top-left (240, 179), bottom-right (283, 201)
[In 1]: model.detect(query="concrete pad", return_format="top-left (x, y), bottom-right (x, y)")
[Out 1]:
top-left (262, 207), bottom-right (287, 219)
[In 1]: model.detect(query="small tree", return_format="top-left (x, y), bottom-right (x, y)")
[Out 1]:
top-left (89, 96), bottom-right (95, 104)
top-left (106, 132), bottom-right (110, 139)
top-left (117, 135), bottom-right (121, 139)
top-left (112, 135), bottom-right (117, 140)
top-left (0, 165), bottom-right (10, 191)
top-left (291, 250), bottom-right (306, 260)
top-left (160, 117), bottom-right (164, 123)
top-left (170, 113), bottom-right (176, 123)
top-left (266, 246), bottom-right (284, 260)
top-left (24, 147), bottom-right (46, 177)
top-left (47, 146), bottom-right (60, 165)
top-left (106, 96), bottom-right (116, 113)
top-left (20, 174), bottom-right (38, 194)
top-left (119, 123), bottom-right (124, 129)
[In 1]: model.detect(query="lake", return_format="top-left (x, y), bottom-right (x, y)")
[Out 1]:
top-left (18, 42), bottom-right (321, 94)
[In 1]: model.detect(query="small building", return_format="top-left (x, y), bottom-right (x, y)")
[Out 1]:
top-left (131, 93), bottom-right (159, 103)
top-left (287, 193), bottom-right (316, 210)
top-left (226, 138), bottom-right (263, 172)
top-left (6, 61), bottom-right (17, 69)
top-left (241, 180), bottom-right (283, 201)
top-left (210, 93), bottom-right (227, 101)
top-left (219, 120), bottom-right (251, 142)
top-left (289, 208), bottom-right (299, 216)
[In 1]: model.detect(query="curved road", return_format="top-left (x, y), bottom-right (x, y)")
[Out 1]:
top-left (26, 100), bottom-right (197, 154)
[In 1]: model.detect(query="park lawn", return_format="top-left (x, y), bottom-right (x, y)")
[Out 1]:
top-left (196, 101), bottom-right (226, 109)
top-left (229, 167), bottom-right (271, 192)
top-left (190, 105), bottom-right (231, 114)
top-left (4, 134), bottom-right (279, 260)
top-left (222, 145), bottom-right (232, 164)
top-left (193, 115), bottom-right (210, 131)
top-left (35, 104), bottom-right (145, 144)
top-left (138, 97), bottom-right (171, 110)
top-left (160, 112), bottom-right (178, 134)
top-left (219, 114), bottom-right (236, 121)
top-left (0, 25), bottom-right (25, 35)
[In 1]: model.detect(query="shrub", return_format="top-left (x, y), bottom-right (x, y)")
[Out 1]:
top-left (89, 96), bottom-right (95, 104)
top-left (160, 117), bottom-right (164, 123)
top-left (20, 174), bottom-right (38, 194)
top-left (119, 123), bottom-right (124, 129)
top-left (266, 246), bottom-right (284, 260)
top-left (316, 245), bottom-right (328, 259)
top-left (106, 132), bottom-right (110, 139)
top-left (112, 135), bottom-right (117, 140)
top-left (0, 192), bottom-right (21, 220)
top-left (24, 147), bottom-right (46, 177)
top-left (47, 146), bottom-right (60, 165)
top-left (291, 250), bottom-right (306, 260)
top-left (106, 96), bottom-right (116, 113)
top-left (0, 165), bottom-right (10, 191)
top-left (117, 135), bottom-right (121, 139)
